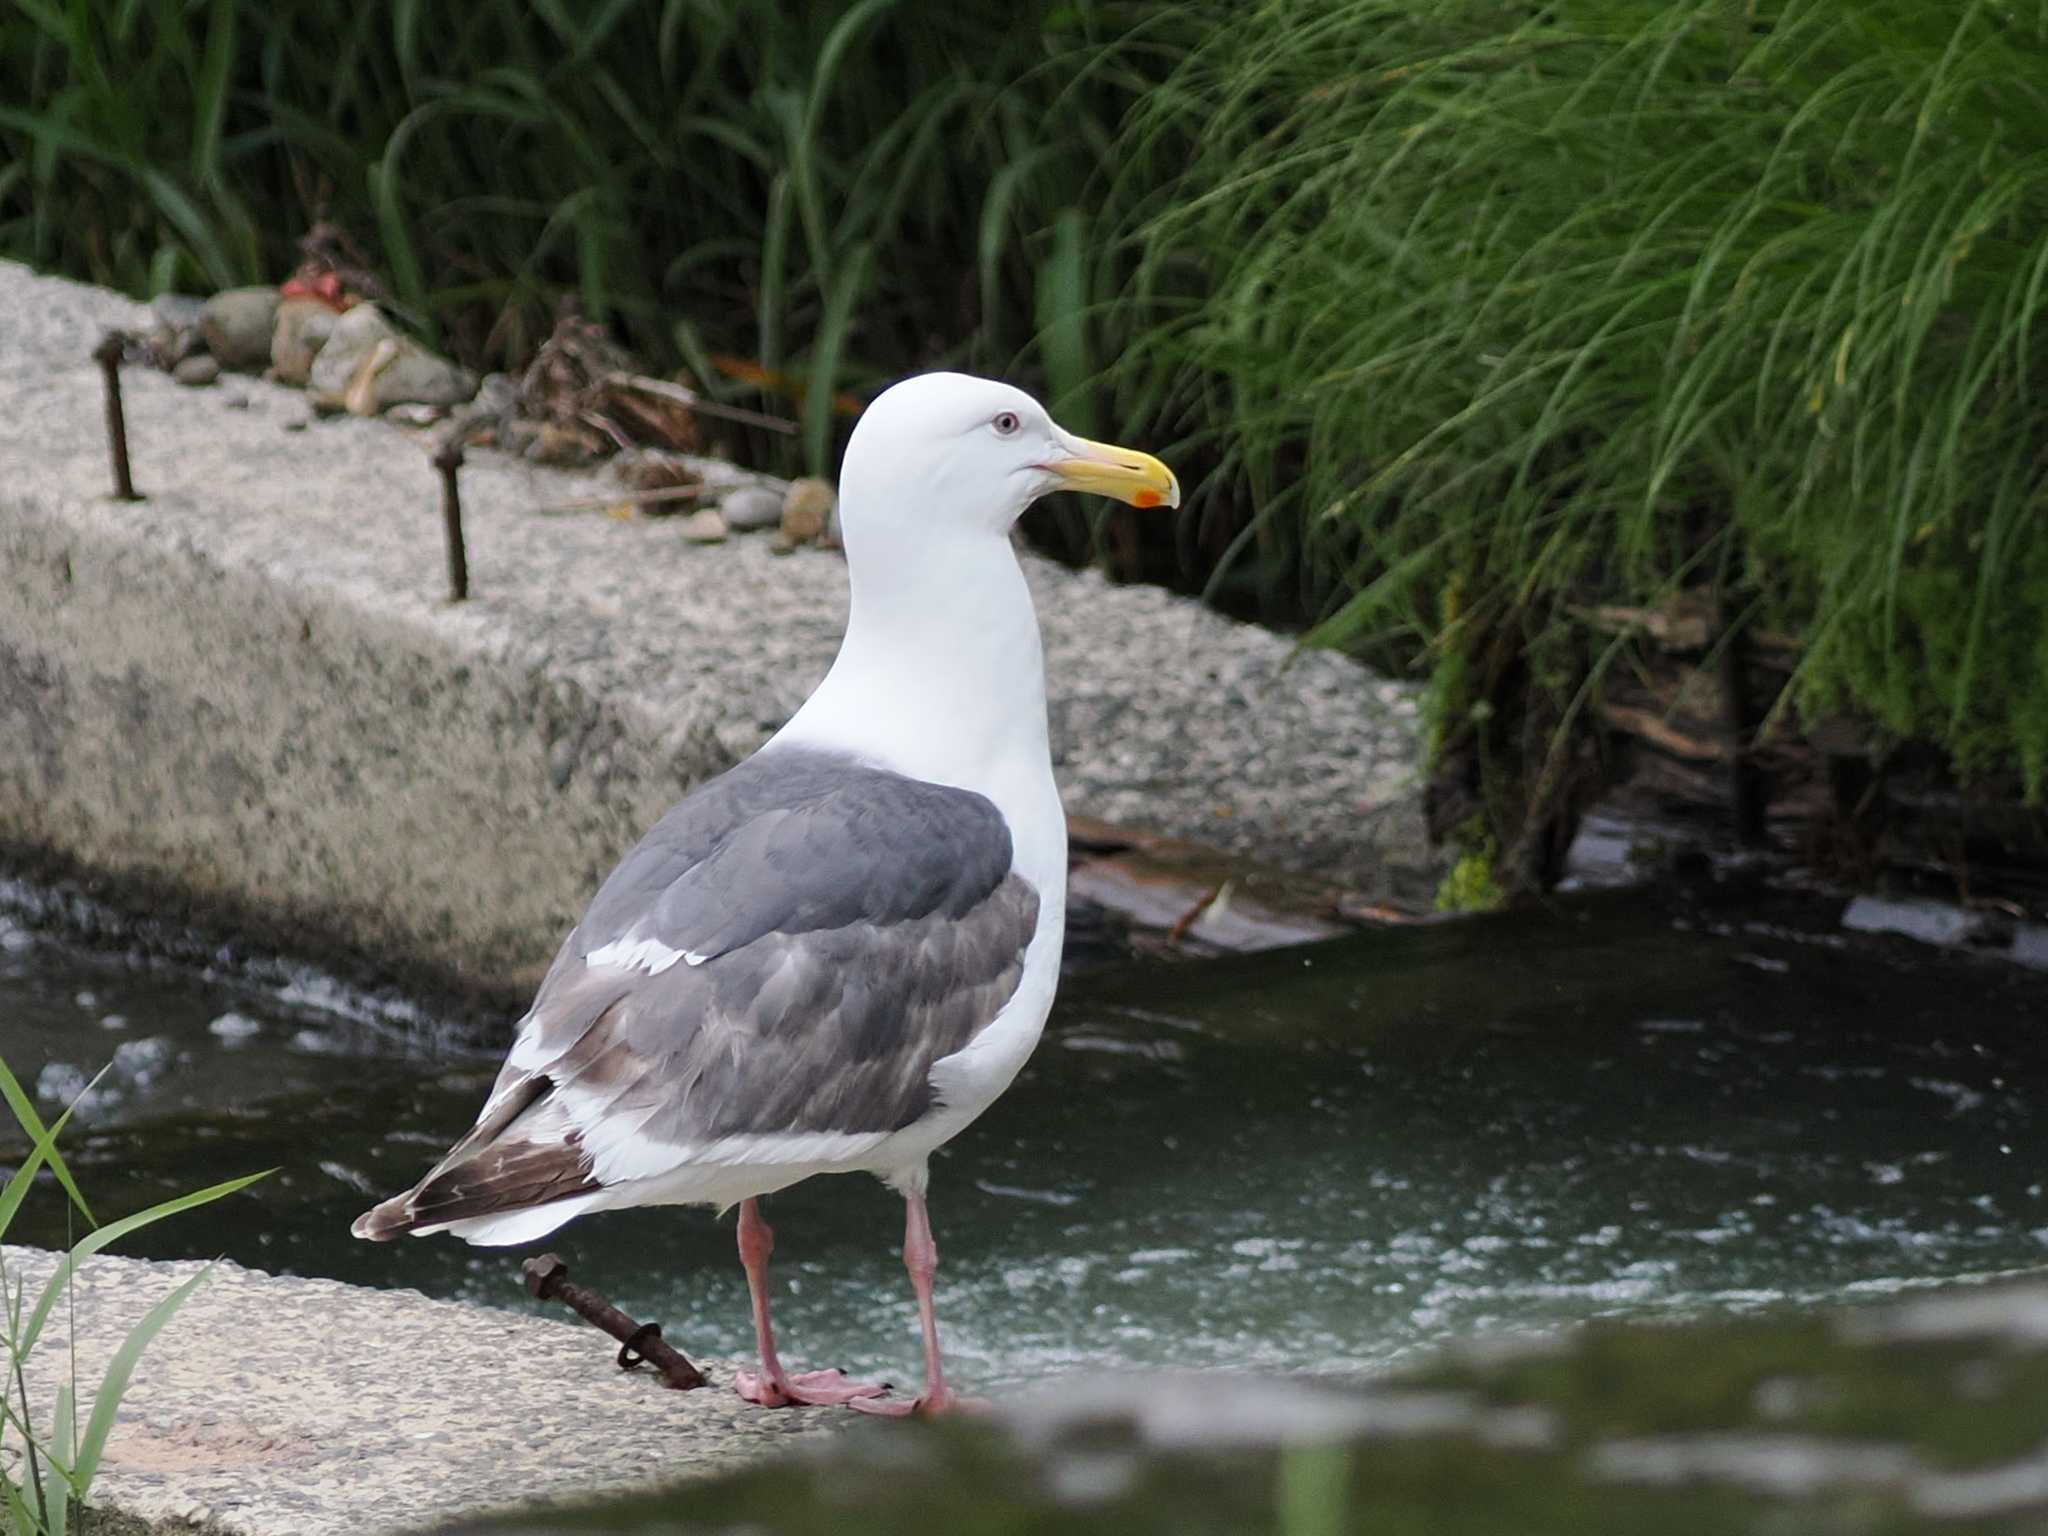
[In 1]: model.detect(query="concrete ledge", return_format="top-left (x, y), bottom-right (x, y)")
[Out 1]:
top-left (0, 1246), bottom-right (825, 1535)
top-left (0, 262), bottom-right (1431, 1002)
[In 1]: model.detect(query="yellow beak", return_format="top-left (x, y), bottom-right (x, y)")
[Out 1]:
top-left (1044, 435), bottom-right (1182, 510)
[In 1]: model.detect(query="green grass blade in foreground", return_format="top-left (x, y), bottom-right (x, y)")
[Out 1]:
top-left (0, 1056), bottom-right (98, 1231)
top-left (39, 1379), bottom-right (72, 1536)
top-left (2, 1476), bottom-right (45, 1536)
top-left (71, 1266), bottom-right (214, 1498)
top-left (20, 1172), bottom-right (269, 1362)
top-left (0, 1097), bottom-right (85, 1248)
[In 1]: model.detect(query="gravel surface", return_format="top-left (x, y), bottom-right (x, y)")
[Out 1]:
top-left (0, 1246), bottom-right (831, 1535)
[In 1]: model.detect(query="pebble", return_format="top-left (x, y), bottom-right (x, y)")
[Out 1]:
top-left (780, 477), bottom-right (835, 546)
top-left (306, 304), bottom-right (477, 414)
top-left (149, 292), bottom-right (208, 365)
top-left (270, 296), bottom-right (339, 387)
top-left (172, 354), bottom-right (220, 387)
top-left (719, 484), bottom-right (783, 532)
top-left (200, 285), bottom-right (281, 371)
top-left (676, 508), bottom-right (728, 544)
top-left (150, 293), bottom-right (206, 331)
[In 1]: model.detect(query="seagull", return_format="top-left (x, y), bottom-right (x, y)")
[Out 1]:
top-left (354, 372), bottom-right (1180, 1415)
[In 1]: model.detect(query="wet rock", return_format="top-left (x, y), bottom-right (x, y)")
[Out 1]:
top-left (270, 296), bottom-right (339, 386)
top-left (171, 354), bottom-right (220, 388)
top-left (719, 484), bottom-right (783, 533)
top-left (675, 508), bottom-right (727, 544)
top-left (199, 286), bottom-right (281, 371)
top-left (307, 304), bottom-right (477, 415)
top-left (778, 477), bottom-right (835, 548)
top-left (34, 1035), bottom-right (177, 1117)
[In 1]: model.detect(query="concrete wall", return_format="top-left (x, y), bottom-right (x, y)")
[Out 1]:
top-left (0, 262), bottom-right (1430, 1003)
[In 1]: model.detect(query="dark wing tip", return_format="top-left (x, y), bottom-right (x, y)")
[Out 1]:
top-left (351, 1134), bottom-right (602, 1244)
top-left (351, 1193), bottom-right (416, 1242)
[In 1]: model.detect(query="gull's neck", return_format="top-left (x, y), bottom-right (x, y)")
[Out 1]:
top-left (773, 528), bottom-right (1054, 812)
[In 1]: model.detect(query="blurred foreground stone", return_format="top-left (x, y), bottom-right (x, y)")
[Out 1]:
top-left (451, 1285), bottom-right (2048, 1536)
top-left (26, 1245), bottom-right (2048, 1535)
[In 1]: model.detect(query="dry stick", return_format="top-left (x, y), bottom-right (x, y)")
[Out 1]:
top-left (522, 1254), bottom-right (707, 1390)
top-left (432, 439), bottom-right (468, 602)
top-left (91, 332), bottom-right (141, 501)
top-left (533, 483), bottom-right (732, 517)
top-left (604, 372), bottom-right (800, 435)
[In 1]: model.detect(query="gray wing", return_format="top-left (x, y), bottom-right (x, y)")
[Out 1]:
top-left (355, 746), bottom-right (1040, 1238)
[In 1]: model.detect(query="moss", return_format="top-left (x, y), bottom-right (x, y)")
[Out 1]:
top-left (1435, 822), bottom-right (1505, 912)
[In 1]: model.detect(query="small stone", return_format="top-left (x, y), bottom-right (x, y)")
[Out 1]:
top-left (386, 402), bottom-right (445, 428)
top-left (720, 484), bottom-right (783, 533)
top-left (270, 297), bottom-right (339, 387)
top-left (149, 293), bottom-right (208, 365)
top-left (200, 285), bottom-right (282, 371)
top-left (151, 293), bottom-right (206, 332)
top-left (448, 371), bottom-right (518, 446)
top-left (306, 304), bottom-right (477, 414)
top-left (676, 508), bottom-right (728, 544)
top-left (780, 477), bottom-right (835, 546)
top-left (372, 336), bottom-right (477, 411)
top-left (172, 354), bottom-right (220, 387)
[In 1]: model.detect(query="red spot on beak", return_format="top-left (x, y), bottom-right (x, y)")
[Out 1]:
top-left (1132, 490), bottom-right (1164, 509)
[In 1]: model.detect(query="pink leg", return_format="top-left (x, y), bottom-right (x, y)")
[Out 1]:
top-left (849, 1189), bottom-right (974, 1417)
top-left (731, 1198), bottom-right (889, 1408)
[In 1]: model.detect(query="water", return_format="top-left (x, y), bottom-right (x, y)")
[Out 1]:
top-left (2, 883), bottom-right (2045, 1395)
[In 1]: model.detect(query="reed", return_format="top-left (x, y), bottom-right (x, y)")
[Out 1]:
top-left (1108, 0), bottom-right (2048, 814)
top-left (0, 0), bottom-right (1162, 472)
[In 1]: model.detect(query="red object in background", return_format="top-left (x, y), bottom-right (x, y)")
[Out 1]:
top-left (280, 266), bottom-right (351, 311)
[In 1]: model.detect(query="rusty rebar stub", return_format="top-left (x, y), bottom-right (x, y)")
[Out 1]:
top-left (617, 1321), bottom-right (664, 1370)
top-left (432, 435), bottom-right (470, 601)
top-left (522, 1253), bottom-right (567, 1300)
top-left (92, 328), bottom-right (142, 502)
top-left (519, 1252), bottom-right (707, 1391)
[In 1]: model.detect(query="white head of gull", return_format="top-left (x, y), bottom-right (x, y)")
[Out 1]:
top-left (355, 372), bottom-right (1180, 1416)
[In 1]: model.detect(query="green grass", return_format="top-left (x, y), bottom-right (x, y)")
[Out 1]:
top-left (0, 0), bottom-right (1171, 474)
top-left (1106, 0), bottom-right (2048, 863)
top-left (0, 1055), bottom-right (265, 1534)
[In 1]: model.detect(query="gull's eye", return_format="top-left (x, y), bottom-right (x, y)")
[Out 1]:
top-left (992, 411), bottom-right (1021, 437)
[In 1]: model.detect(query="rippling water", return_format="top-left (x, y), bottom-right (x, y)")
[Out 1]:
top-left (3, 882), bottom-right (2045, 1393)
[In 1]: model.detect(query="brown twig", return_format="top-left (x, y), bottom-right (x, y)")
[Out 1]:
top-left (1167, 883), bottom-right (1225, 946)
top-left (604, 372), bottom-right (800, 435)
top-left (91, 331), bottom-right (142, 502)
top-left (533, 483), bottom-right (731, 517)
top-left (522, 1254), bottom-right (706, 1390)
